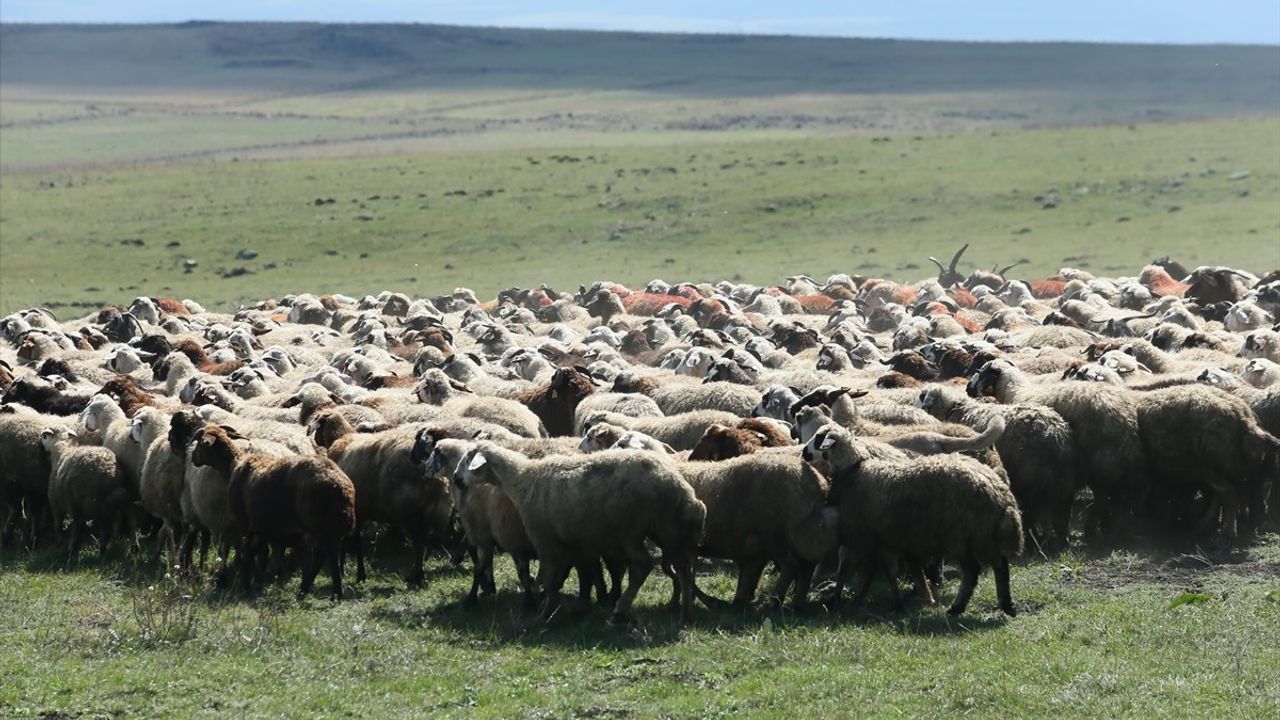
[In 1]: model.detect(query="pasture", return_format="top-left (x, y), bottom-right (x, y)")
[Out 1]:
top-left (1, 21), bottom-right (1279, 720)
top-left (4, 536), bottom-right (1279, 717)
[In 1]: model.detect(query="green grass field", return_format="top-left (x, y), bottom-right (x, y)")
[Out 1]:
top-left (3, 118), bottom-right (1278, 315)
top-left (2, 21), bottom-right (1280, 718)
top-left (3, 537), bottom-right (1279, 718)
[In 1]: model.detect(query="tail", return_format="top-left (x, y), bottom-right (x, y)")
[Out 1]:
top-left (964, 416), bottom-right (1006, 451)
top-left (997, 502), bottom-right (1024, 557)
top-left (791, 505), bottom-right (840, 564)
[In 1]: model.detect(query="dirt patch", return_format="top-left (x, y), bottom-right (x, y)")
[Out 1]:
top-left (1069, 553), bottom-right (1280, 592)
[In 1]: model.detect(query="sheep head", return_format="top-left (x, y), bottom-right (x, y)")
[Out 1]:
top-left (928, 243), bottom-right (969, 288)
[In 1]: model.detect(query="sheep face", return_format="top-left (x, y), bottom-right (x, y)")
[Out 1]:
top-left (800, 425), bottom-right (859, 475)
top-left (753, 386), bottom-right (801, 421)
top-left (1241, 358), bottom-right (1280, 388)
top-left (578, 422), bottom-right (623, 453)
top-left (40, 425), bottom-right (75, 451)
top-left (610, 430), bottom-right (675, 454)
top-left (966, 360), bottom-right (1011, 399)
top-left (452, 447), bottom-right (494, 489)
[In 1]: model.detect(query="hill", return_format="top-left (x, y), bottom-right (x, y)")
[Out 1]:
top-left (2, 23), bottom-right (1278, 169)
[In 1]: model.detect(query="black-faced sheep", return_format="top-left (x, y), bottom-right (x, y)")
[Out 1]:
top-left (802, 423), bottom-right (1023, 616)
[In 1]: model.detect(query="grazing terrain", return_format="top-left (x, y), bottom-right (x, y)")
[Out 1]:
top-left (3, 541), bottom-right (1279, 718)
top-left (2, 21), bottom-right (1280, 720)
top-left (2, 119), bottom-right (1278, 315)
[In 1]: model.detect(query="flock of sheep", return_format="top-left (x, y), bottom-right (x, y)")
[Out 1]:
top-left (2, 248), bottom-right (1278, 623)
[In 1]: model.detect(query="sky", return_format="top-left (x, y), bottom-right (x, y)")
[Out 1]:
top-left (2, 1), bottom-right (1278, 45)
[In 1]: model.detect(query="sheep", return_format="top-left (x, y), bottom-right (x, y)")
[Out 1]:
top-left (968, 358), bottom-right (1147, 542)
top-left (613, 371), bottom-right (761, 416)
top-left (0, 405), bottom-right (69, 545)
top-left (307, 409), bottom-right (453, 586)
top-left (190, 425), bottom-right (356, 600)
top-left (581, 409), bottom-right (743, 451)
top-left (918, 385), bottom-right (1080, 553)
top-left (419, 437), bottom-right (537, 607)
top-left (132, 406), bottom-right (188, 562)
top-left (40, 425), bottom-right (132, 558)
top-left (443, 442), bottom-right (705, 623)
top-left (802, 423), bottom-right (1023, 616)
top-left (572, 391), bottom-right (663, 434)
top-left (687, 418), bottom-right (795, 461)
top-left (1241, 358), bottom-right (1280, 389)
top-left (415, 369), bottom-right (547, 438)
top-left (1134, 385), bottom-right (1280, 543)
top-left (78, 394), bottom-right (146, 495)
top-left (1, 376), bottom-right (91, 416)
top-left (671, 451), bottom-right (839, 610)
top-left (508, 366), bottom-right (598, 437)
top-left (1196, 369), bottom-right (1280, 437)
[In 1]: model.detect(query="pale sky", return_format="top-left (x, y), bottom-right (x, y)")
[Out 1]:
top-left (2, 1), bottom-right (1278, 45)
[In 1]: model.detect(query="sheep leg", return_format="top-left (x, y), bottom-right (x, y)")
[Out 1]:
top-left (788, 561), bottom-right (816, 611)
top-left (604, 558), bottom-right (625, 605)
top-left (947, 558), bottom-right (980, 616)
top-left (539, 561), bottom-right (571, 622)
top-left (881, 558), bottom-right (904, 611)
top-left (514, 556), bottom-right (538, 609)
top-left (848, 556), bottom-right (877, 608)
top-left (912, 564), bottom-right (937, 607)
top-left (351, 523), bottom-right (367, 584)
top-left (327, 543), bottom-right (344, 602)
top-left (298, 544), bottom-right (319, 599)
top-left (728, 559), bottom-right (767, 610)
top-left (610, 548), bottom-right (652, 624)
top-left (673, 552), bottom-right (696, 624)
top-left (1202, 482), bottom-right (1238, 545)
top-left (405, 537), bottom-right (426, 588)
top-left (994, 556), bottom-right (1016, 617)
top-left (197, 529), bottom-right (211, 569)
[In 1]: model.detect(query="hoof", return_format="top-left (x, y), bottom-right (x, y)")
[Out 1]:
top-left (1001, 604), bottom-right (1017, 617)
top-left (946, 606), bottom-right (964, 617)
top-left (356, 570), bottom-right (368, 584)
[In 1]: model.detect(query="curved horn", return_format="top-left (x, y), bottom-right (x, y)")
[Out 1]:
top-left (997, 260), bottom-right (1027, 276)
top-left (948, 243), bottom-right (970, 273)
top-left (928, 257), bottom-right (946, 273)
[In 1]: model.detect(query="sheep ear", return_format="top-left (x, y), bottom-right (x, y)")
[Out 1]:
top-left (219, 425), bottom-right (245, 440)
top-left (819, 434), bottom-right (837, 451)
top-left (467, 453), bottom-right (487, 472)
top-left (846, 389), bottom-right (869, 399)
top-left (661, 442), bottom-right (677, 455)
top-left (281, 395), bottom-right (301, 408)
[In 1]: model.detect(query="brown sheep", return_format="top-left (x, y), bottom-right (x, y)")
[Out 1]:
top-left (308, 409), bottom-right (452, 587)
top-left (687, 419), bottom-right (792, 461)
top-left (509, 366), bottom-right (597, 437)
top-left (191, 425), bottom-right (356, 601)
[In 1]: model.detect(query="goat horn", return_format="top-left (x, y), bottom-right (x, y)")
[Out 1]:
top-left (928, 257), bottom-right (946, 273)
top-left (997, 260), bottom-right (1027, 276)
top-left (948, 243), bottom-right (970, 273)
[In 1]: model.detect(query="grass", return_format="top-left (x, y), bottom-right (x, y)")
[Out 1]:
top-left (3, 117), bottom-right (1277, 315)
top-left (3, 534), bottom-right (1279, 718)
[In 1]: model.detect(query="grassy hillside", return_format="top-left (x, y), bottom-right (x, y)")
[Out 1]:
top-left (2, 118), bottom-right (1277, 314)
top-left (2, 23), bottom-right (1278, 168)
